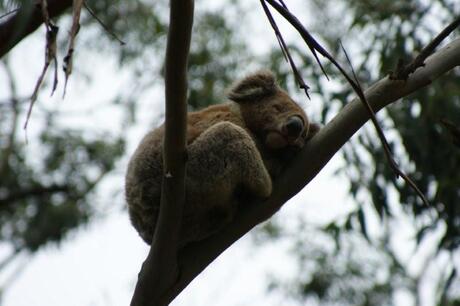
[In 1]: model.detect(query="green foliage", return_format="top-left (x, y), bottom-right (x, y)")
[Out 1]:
top-left (0, 121), bottom-right (125, 251)
top-left (188, 12), bottom-right (252, 109)
top-left (3, 0), bottom-right (459, 304)
top-left (258, 0), bottom-right (460, 305)
top-left (0, 0), bottom-right (252, 285)
top-left (299, 0), bottom-right (460, 251)
top-left (342, 0), bottom-right (460, 250)
top-left (348, 0), bottom-right (425, 25)
top-left (388, 85), bottom-right (460, 249)
top-left (267, 223), bottom-right (411, 306)
top-left (79, 0), bottom-right (169, 63)
top-left (76, 0), bottom-right (249, 115)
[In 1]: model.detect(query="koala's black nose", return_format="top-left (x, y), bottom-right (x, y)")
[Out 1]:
top-left (285, 116), bottom-right (304, 137)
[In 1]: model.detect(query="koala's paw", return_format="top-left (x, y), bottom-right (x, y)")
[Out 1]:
top-left (306, 123), bottom-right (321, 141)
top-left (250, 167), bottom-right (272, 198)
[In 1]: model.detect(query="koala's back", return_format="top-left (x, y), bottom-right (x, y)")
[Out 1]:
top-left (125, 103), bottom-right (256, 245)
top-left (125, 127), bottom-right (164, 244)
top-left (126, 70), bottom-right (313, 247)
top-left (186, 103), bottom-right (245, 143)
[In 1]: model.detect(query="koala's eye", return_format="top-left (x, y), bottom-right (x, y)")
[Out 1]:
top-left (272, 104), bottom-right (283, 112)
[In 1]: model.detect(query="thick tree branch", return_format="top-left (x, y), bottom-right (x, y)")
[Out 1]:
top-left (264, 0), bottom-right (429, 206)
top-left (0, 0), bottom-right (72, 58)
top-left (130, 1), bottom-right (194, 305)
top-left (160, 37), bottom-right (460, 304)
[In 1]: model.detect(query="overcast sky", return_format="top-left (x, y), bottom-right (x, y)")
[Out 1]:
top-left (0, 2), bottom-right (454, 306)
top-left (0, 5), bottom-right (347, 305)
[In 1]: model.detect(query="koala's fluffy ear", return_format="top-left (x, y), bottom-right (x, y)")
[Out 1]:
top-left (227, 70), bottom-right (278, 103)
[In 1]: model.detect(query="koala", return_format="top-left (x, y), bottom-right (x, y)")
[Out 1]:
top-left (125, 70), bottom-right (319, 247)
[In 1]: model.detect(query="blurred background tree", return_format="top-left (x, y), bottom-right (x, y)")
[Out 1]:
top-left (0, 0), bottom-right (459, 305)
top-left (260, 0), bottom-right (460, 305)
top-left (0, 0), bottom-right (251, 296)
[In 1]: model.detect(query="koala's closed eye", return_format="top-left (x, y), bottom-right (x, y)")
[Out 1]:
top-left (272, 104), bottom-right (284, 112)
top-left (126, 70), bottom-right (316, 249)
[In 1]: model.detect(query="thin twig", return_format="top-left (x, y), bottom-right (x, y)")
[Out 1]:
top-left (342, 41), bottom-right (429, 207)
top-left (83, 2), bottom-right (125, 45)
top-left (266, 1), bottom-right (329, 78)
top-left (40, 0), bottom-right (50, 29)
top-left (161, 38), bottom-right (460, 304)
top-left (0, 250), bottom-right (20, 272)
top-left (24, 0), bottom-right (59, 132)
top-left (0, 253), bottom-right (27, 292)
top-left (0, 8), bottom-right (19, 20)
top-left (63, 0), bottom-right (84, 98)
top-left (39, 0), bottom-right (59, 97)
top-left (260, 0), bottom-right (310, 98)
top-left (264, 0), bottom-right (429, 207)
top-left (278, 0), bottom-right (329, 83)
top-left (392, 16), bottom-right (460, 79)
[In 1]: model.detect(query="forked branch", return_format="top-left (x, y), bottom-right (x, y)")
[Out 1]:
top-left (160, 37), bottom-right (460, 305)
top-left (130, 1), bottom-right (194, 306)
top-left (0, 0), bottom-right (72, 58)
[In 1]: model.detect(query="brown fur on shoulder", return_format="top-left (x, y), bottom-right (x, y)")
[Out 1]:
top-left (125, 70), bottom-right (318, 247)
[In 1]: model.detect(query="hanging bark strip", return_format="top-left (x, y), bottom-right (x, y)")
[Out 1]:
top-left (63, 0), bottom-right (84, 98)
top-left (24, 0), bottom-right (59, 131)
top-left (0, 0), bottom-right (73, 58)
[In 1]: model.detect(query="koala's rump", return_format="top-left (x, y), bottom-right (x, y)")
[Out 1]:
top-left (126, 103), bottom-right (250, 244)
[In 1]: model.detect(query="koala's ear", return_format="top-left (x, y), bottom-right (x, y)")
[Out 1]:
top-left (227, 70), bottom-right (278, 103)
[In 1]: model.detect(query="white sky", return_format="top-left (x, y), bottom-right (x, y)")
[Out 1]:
top-left (0, 1), bottom-right (457, 306)
top-left (3, 155), bottom-right (351, 306)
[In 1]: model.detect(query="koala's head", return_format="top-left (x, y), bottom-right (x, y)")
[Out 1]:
top-left (228, 70), bottom-right (310, 151)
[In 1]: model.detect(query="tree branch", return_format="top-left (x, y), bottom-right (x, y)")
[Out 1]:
top-left (0, 184), bottom-right (70, 205)
top-left (264, 0), bottom-right (429, 206)
top-left (160, 37), bottom-right (460, 304)
top-left (392, 16), bottom-right (460, 79)
top-left (0, 0), bottom-right (72, 58)
top-left (130, 1), bottom-right (194, 305)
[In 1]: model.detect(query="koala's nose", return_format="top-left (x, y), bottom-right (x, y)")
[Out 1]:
top-left (285, 116), bottom-right (304, 137)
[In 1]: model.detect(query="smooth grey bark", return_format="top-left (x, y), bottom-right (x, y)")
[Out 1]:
top-left (161, 37), bottom-right (460, 304)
